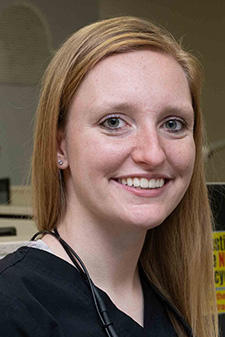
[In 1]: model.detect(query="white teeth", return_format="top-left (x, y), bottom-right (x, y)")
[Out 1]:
top-left (119, 177), bottom-right (165, 189)
top-left (149, 179), bottom-right (155, 188)
top-left (127, 178), bottom-right (133, 186)
top-left (140, 178), bottom-right (148, 188)
top-left (133, 178), bottom-right (140, 187)
top-left (156, 178), bottom-right (164, 188)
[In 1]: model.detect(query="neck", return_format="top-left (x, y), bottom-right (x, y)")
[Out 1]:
top-left (42, 211), bottom-right (147, 326)
top-left (43, 212), bottom-right (147, 291)
top-left (59, 217), bottom-right (146, 292)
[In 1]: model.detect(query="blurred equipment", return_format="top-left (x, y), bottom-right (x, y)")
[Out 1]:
top-left (205, 139), bottom-right (225, 159)
top-left (0, 227), bottom-right (16, 236)
top-left (0, 178), bottom-right (10, 204)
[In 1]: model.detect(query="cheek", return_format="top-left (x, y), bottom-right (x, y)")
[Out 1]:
top-left (167, 139), bottom-right (196, 176)
top-left (91, 141), bottom-right (131, 174)
top-left (68, 134), bottom-right (131, 174)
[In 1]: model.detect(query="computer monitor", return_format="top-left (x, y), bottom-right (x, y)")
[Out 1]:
top-left (0, 178), bottom-right (10, 204)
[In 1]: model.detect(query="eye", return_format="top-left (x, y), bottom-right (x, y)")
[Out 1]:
top-left (163, 118), bottom-right (185, 132)
top-left (100, 116), bottom-right (127, 130)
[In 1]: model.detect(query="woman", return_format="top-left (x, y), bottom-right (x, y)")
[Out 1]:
top-left (0, 16), bottom-right (217, 337)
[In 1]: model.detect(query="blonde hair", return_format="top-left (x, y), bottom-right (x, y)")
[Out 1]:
top-left (32, 16), bottom-right (217, 337)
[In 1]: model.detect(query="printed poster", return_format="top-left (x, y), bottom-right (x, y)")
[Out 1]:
top-left (214, 231), bottom-right (225, 314)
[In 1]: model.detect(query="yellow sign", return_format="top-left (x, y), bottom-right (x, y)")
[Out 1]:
top-left (213, 231), bottom-right (225, 314)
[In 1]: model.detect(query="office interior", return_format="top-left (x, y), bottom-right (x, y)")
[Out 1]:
top-left (0, 0), bottom-right (224, 328)
top-left (0, 0), bottom-right (224, 231)
top-left (0, 0), bottom-right (224, 238)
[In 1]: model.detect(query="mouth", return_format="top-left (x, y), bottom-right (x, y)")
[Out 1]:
top-left (114, 177), bottom-right (168, 190)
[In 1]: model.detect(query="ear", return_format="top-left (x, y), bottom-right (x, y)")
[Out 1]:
top-left (56, 129), bottom-right (69, 170)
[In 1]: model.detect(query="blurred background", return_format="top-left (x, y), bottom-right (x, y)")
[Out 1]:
top-left (0, 0), bottom-right (225, 188)
top-left (0, 0), bottom-right (224, 206)
top-left (0, 1), bottom-right (225, 326)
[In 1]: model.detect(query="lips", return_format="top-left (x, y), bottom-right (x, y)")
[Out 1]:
top-left (116, 177), bottom-right (166, 189)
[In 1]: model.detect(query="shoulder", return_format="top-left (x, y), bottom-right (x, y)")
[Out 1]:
top-left (0, 246), bottom-right (31, 284)
top-left (0, 246), bottom-right (42, 285)
top-left (0, 247), bottom-right (71, 336)
top-left (0, 244), bottom-right (28, 267)
top-left (0, 247), bottom-right (99, 336)
top-left (0, 247), bottom-right (46, 337)
top-left (0, 289), bottom-right (45, 337)
top-left (0, 247), bottom-right (41, 311)
top-left (0, 246), bottom-right (74, 295)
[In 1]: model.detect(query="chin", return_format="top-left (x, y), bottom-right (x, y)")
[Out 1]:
top-left (119, 210), bottom-right (168, 232)
top-left (125, 200), bottom-right (181, 231)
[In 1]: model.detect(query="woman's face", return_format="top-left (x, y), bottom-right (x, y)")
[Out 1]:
top-left (58, 50), bottom-right (195, 231)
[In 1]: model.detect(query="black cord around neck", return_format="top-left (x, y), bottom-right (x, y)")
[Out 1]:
top-left (31, 229), bottom-right (194, 337)
top-left (31, 229), bottom-right (118, 337)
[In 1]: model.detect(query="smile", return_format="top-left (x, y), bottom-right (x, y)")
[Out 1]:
top-left (117, 177), bottom-right (165, 189)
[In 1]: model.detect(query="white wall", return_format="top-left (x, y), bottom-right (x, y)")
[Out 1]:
top-left (0, 0), bottom-right (98, 185)
top-left (0, 0), bottom-right (224, 185)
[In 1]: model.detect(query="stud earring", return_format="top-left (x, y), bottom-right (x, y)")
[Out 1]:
top-left (58, 159), bottom-right (63, 166)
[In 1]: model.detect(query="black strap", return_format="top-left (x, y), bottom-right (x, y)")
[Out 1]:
top-left (31, 229), bottom-right (118, 337)
top-left (32, 230), bottom-right (194, 337)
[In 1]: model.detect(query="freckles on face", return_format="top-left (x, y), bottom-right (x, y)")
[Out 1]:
top-left (166, 137), bottom-right (196, 173)
top-left (61, 50), bottom-right (196, 229)
top-left (65, 124), bottom-right (132, 178)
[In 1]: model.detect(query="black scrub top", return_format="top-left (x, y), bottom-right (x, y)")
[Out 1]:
top-left (0, 246), bottom-right (177, 337)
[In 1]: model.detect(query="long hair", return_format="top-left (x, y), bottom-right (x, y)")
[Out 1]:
top-left (32, 16), bottom-right (217, 337)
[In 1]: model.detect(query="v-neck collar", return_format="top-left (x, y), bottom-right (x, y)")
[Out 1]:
top-left (18, 246), bottom-right (177, 336)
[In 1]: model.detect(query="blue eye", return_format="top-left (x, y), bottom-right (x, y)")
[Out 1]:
top-left (101, 117), bottom-right (126, 130)
top-left (164, 119), bottom-right (184, 132)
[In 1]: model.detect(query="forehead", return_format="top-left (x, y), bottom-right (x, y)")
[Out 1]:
top-left (68, 50), bottom-right (192, 118)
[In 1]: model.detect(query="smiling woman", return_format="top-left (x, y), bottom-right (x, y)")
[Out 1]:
top-left (0, 16), bottom-right (218, 337)
top-left (60, 50), bottom-right (195, 230)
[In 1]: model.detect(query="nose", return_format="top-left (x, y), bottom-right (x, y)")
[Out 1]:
top-left (131, 126), bottom-right (166, 168)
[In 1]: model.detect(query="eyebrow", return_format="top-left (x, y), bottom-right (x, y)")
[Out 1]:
top-left (97, 102), bottom-right (135, 112)
top-left (93, 101), bottom-right (194, 116)
top-left (162, 104), bottom-right (194, 116)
